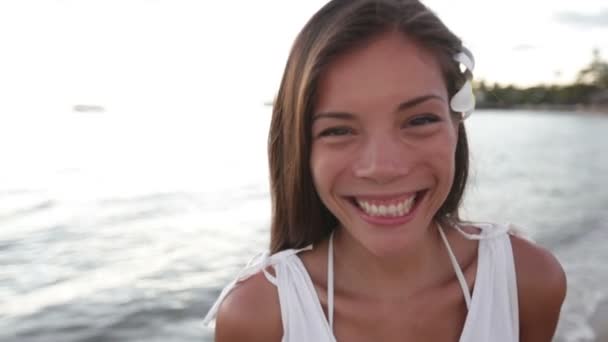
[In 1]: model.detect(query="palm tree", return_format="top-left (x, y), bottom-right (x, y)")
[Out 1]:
top-left (577, 49), bottom-right (608, 88)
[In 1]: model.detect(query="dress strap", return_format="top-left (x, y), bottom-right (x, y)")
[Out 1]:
top-left (452, 221), bottom-right (510, 240)
top-left (437, 223), bottom-right (473, 310)
top-left (203, 244), bottom-right (313, 326)
top-left (327, 231), bottom-right (335, 330)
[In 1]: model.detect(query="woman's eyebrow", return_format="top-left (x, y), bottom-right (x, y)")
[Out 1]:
top-left (312, 94), bottom-right (445, 122)
top-left (312, 111), bottom-right (356, 122)
top-left (396, 94), bottom-right (445, 112)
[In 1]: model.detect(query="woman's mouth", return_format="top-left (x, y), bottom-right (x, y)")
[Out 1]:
top-left (347, 191), bottom-right (427, 225)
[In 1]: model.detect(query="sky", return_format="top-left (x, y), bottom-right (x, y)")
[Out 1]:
top-left (426, 0), bottom-right (608, 86)
top-left (0, 0), bottom-right (606, 117)
top-left (0, 0), bottom-right (606, 186)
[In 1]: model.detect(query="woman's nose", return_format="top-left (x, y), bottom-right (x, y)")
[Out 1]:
top-left (353, 134), bottom-right (412, 184)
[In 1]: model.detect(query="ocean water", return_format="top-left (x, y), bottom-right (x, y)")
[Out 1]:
top-left (0, 110), bottom-right (606, 341)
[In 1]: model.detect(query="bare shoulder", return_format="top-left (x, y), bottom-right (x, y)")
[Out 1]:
top-left (510, 234), bottom-right (567, 304)
top-left (215, 271), bottom-right (283, 342)
top-left (510, 235), bottom-right (567, 341)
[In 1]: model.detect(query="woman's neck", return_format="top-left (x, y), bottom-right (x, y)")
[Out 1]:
top-left (331, 223), bottom-right (451, 300)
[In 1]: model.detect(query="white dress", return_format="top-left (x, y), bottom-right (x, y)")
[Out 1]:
top-left (204, 222), bottom-right (520, 341)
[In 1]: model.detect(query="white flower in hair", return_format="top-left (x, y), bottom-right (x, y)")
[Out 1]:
top-left (450, 47), bottom-right (475, 119)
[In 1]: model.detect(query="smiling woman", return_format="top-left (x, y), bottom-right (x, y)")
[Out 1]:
top-left (203, 0), bottom-right (566, 341)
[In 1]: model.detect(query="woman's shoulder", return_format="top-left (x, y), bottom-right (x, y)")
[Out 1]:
top-left (510, 234), bottom-right (567, 340)
top-left (214, 271), bottom-right (283, 342)
top-left (510, 233), bottom-right (566, 301)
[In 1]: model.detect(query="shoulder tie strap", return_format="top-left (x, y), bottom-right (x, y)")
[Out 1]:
top-left (438, 223), bottom-right (473, 310)
top-left (452, 221), bottom-right (510, 240)
top-left (328, 231), bottom-right (335, 330)
top-left (203, 245), bottom-right (313, 326)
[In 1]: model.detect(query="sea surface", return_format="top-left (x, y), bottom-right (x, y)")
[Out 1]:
top-left (0, 110), bottom-right (606, 341)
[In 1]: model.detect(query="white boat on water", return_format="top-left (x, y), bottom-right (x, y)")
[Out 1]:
top-left (73, 104), bottom-right (105, 113)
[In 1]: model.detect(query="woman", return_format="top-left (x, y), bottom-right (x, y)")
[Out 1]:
top-left (204, 0), bottom-right (566, 340)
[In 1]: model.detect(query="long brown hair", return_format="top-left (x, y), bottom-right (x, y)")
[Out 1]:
top-left (268, 0), bottom-right (469, 253)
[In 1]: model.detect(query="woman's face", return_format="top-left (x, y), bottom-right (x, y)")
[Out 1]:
top-left (310, 31), bottom-right (459, 256)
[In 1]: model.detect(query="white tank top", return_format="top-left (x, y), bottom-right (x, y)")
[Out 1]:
top-left (204, 222), bottom-right (520, 341)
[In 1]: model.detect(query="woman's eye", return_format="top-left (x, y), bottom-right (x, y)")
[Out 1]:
top-left (408, 114), bottom-right (440, 126)
top-left (318, 127), bottom-right (353, 137)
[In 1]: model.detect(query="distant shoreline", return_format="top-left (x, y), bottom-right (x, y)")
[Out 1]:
top-left (476, 104), bottom-right (608, 115)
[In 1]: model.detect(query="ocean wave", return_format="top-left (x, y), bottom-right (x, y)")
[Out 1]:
top-left (0, 200), bottom-right (56, 222)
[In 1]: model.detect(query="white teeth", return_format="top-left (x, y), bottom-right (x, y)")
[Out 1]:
top-left (378, 205), bottom-right (387, 216)
top-left (388, 204), bottom-right (397, 216)
top-left (371, 204), bottom-right (378, 215)
top-left (356, 195), bottom-right (417, 218)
